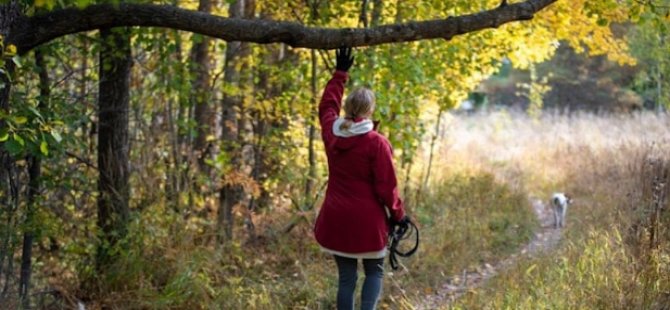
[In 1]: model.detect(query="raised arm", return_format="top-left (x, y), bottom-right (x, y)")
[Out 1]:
top-left (319, 47), bottom-right (354, 148)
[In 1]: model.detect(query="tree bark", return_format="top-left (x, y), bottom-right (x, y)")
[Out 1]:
top-left (305, 0), bottom-right (319, 202)
top-left (305, 49), bottom-right (317, 200)
top-left (163, 29), bottom-right (191, 213)
top-left (191, 0), bottom-right (213, 171)
top-left (10, 0), bottom-right (556, 54)
top-left (359, 0), bottom-right (370, 27)
top-left (96, 27), bottom-right (132, 269)
top-left (17, 46), bottom-right (49, 309)
top-left (0, 1), bottom-right (20, 302)
top-left (251, 40), bottom-right (297, 206)
top-left (218, 0), bottom-right (254, 243)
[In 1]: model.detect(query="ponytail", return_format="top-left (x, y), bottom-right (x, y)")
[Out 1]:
top-left (341, 88), bottom-right (375, 132)
top-left (339, 118), bottom-right (354, 131)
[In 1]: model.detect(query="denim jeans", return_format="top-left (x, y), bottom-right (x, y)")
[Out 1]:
top-left (333, 255), bottom-right (384, 310)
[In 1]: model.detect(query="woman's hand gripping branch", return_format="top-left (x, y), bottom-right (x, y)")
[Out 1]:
top-left (335, 47), bottom-right (355, 72)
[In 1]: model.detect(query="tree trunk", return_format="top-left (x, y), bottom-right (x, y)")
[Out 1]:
top-left (17, 46), bottom-right (49, 309)
top-left (246, 29), bottom-right (270, 240)
top-left (303, 0), bottom-right (321, 204)
top-left (18, 157), bottom-right (38, 308)
top-left (96, 27), bottom-right (132, 269)
top-left (418, 108), bottom-right (444, 206)
top-left (366, 0), bottom-right (383, 73)
top-left (163, 29), bottom-right (189, 213)
top-left (305, 49), bottom-right (317, 199)
top-left (218, 0), bottom-right (254, 243)
top-left (0, 61), bottom-right (16, 306)
top-left (173, 30), bottom-right (191, 198)
top-left (0, 1), bottom-right (20, 303)
top-left (371, 0), bottom-right (382, 26)
top-left (191, 0), bottom-right (213, 171)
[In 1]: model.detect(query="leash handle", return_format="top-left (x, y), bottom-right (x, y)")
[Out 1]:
top-left (388, 219), bottom-right (419, 270)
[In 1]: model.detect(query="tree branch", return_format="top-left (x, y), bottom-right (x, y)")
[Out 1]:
top-left (9, 0), bottom-right (557, 54)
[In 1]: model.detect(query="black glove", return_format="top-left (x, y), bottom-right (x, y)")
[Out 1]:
top-left (335, 47), bottom-right (354, 72)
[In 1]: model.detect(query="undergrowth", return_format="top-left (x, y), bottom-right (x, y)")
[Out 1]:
top-left (70, 168), bottom-right (534, 309)
top-left (22, 111), bottom-right (670, 309)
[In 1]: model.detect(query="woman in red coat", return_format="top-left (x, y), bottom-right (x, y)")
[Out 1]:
top-left (313, 47), bottom-right (408, 310)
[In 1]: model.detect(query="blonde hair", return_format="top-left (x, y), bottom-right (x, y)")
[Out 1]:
top-left (340, 88), bottom-right (376, 130)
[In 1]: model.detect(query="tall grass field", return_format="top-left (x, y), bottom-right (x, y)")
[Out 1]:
top-left (22, 111), bottom-right (670, 309)
top-left (415, 111), bottom-right (670, 309)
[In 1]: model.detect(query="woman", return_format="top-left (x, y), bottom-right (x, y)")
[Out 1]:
top-left (313, 47), bottom-right (408, 310)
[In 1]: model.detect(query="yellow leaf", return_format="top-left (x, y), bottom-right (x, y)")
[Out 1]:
top-left (14, 116), bottom-right (27, 124)
top-left (5, 44), bottom-right (16, 56)
top-left (40, 141), bottom-right (49, 156)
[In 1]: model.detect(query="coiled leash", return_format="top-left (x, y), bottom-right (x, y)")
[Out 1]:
top-left (388, 218), bottom-right (420, 270)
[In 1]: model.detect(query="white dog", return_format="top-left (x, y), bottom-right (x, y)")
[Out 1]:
top-left (551, 193), bottom-right (572, 228)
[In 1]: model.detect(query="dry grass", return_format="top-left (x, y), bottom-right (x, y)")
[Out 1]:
top-left (24, 110), bottom-right (670, 309)
top-left (408, 110), bottom-right (670, 309)
top-left (423, 110), bottom-right (670, 194)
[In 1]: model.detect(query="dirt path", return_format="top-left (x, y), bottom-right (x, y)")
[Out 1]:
top-left (416, 198), bottom-right (562, 309)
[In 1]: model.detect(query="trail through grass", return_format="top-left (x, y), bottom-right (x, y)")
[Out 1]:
top-left (405, 110), bottom-right (670, 309)
top-left (417, 197), bottom-right (562, 308)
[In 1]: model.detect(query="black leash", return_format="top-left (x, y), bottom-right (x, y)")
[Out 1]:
top-left (388, 218), bottom-right (420, 270)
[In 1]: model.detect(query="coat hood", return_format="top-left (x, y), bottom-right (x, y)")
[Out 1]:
top-left (331, 117), bottom-right (374, 150)
top-left (332, 117), bottom-right (374, 137)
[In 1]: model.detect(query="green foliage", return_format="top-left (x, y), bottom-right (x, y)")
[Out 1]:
top-left (3, 1), bottom-right (670, 308)
top-left (629, 16), bottom-right (670, 110)
top-left (0, 95), bottom-right (63, 157)
top-left (518, 64), bottom-right (551, 117)
top-left (0, 43), bottom-right (64, 160)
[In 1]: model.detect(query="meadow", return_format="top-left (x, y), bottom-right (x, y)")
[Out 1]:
top-left (412, 110), bottom-right (670, 309)
top-left (43, 110), bottom-right (668, 309)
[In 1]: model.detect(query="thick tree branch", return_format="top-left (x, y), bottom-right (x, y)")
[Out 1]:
top-left (9, 0), bottom-right (556, 54)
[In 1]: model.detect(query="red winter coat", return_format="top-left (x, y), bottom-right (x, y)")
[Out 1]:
top-left (313, 70), bottom-right (405, 255)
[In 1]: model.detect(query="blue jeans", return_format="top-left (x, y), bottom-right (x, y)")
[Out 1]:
top-left (333, 255), bottom-right (384, 310)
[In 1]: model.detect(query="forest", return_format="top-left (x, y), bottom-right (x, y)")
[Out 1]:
top-left (0, 0), bottom-right (669, 309)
